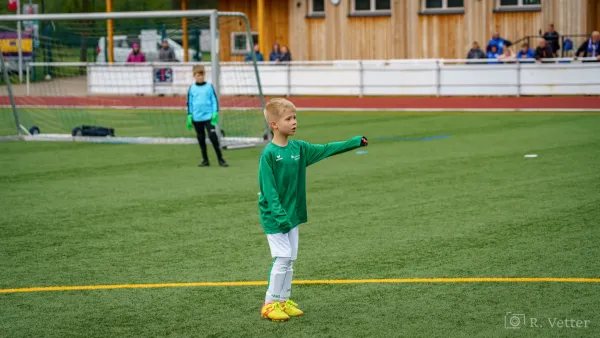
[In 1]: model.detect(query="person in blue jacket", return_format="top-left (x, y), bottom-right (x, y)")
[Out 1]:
top-left (487, 45), bottom-right (502, 64)
top-left (487, 32), bottom-right (505, 55)
top-left (269, 42), bottom-right (282, 62)
top-left (186, 65), bottom-right (228, 167)
top-left (245, 43), bottom-right (265, 62)
top-left (516, 42), bottom-right (535, 60)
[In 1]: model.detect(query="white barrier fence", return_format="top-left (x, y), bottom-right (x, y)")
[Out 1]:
top-left (27, 58), bottom-right (600, 97)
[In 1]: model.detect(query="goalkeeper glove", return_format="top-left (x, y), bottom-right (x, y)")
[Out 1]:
top-left (210, 111), bottom-right (219, 126)
top-left (186, 114), bottom-right (193, 130)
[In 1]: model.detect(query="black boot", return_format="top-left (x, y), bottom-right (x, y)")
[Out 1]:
top-left (198, 160), bottom-right (209, 167)
top-left (218, 159), bottom-right (229, 167)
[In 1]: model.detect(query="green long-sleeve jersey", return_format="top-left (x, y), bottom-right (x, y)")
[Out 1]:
top-left (258, 136), bottom-right (363, 234)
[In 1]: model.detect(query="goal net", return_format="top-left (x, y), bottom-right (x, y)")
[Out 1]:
top-left (0, 10), bottom-right (269, 148)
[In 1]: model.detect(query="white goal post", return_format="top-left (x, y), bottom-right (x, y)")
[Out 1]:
top-left (0, 10), bottom-right (269, 149)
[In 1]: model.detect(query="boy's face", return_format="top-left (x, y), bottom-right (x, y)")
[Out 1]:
top-left (271, 110), bottom-right (297, 136)
top-left (194, 72), bottom-right (204, 82)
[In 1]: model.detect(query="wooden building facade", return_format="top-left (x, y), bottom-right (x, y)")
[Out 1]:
top-left (217, 0), bottom-right (598, 61)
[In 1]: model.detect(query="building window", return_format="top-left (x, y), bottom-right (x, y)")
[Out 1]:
top-left (230, 32), bottom-right (258, 55)
top-left (310, 0), bottom-right (325, 14)
top-left (423, 0), bottom-right (464, 10)
top-left (498, 0), bottom-right (541, 8)
top-left (353, 0), bottom-right (391, 12)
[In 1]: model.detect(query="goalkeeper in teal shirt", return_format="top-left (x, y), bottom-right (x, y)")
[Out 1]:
top-left (258, 98), bottom-right (368, 322)
top-left (186, 65), bottom-right (228, 167)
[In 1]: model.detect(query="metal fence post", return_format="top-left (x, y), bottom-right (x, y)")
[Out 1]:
top-left (516, 60), bottom-right (521, 97)
top-left (436, 60), bottom-right (441, 97)
top-left (359, 60), bottom-right (364, 98)
top-left (287, 63), bottom-right (291, 97)
top-left (151, 64), bottom-right (156, 96)
top-left (26, 64), bottom-right (30, 96)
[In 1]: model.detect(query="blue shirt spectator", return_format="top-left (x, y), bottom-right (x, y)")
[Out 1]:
top-left (245, 43), bottom-right (264, 62)
top-left (269, 42), bottom-right (282, 62)
top-left (487, 45), bottom-right (501, 64)
top-left (563, 38), bottom-right (573, 54)
top-left (516, 43), bottom-right (535, 59)
top-left (487, 32), bottom-right (505, 55)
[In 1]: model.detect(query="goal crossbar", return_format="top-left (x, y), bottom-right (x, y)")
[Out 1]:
top-left (0, 10), bottom-right (244, 22)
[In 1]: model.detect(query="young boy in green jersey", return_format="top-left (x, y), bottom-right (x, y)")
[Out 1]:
top-left (258, 98), bottom-right (368, 322)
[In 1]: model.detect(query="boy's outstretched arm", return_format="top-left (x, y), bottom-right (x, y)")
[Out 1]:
top-left (302, 136), bottom-right (368, 167)
top-left (259, 155), bottom-right (293, 231)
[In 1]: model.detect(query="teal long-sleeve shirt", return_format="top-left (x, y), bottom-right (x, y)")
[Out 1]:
top-left (187, 82), bottom-right (218, 122)
top-left (258, 136), bottom-right (363, 234)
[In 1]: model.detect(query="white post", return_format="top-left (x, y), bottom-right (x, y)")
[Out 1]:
top-left (17, 0), bottom-right (23, 83)
top-left (516, 60), bottom-right (521, 97)
top-left (286, 63), bottom-right (291, 97)
top-left (436, 59), bottom-right (441, 97)
top-left (358, 60), bottom-right (364, 98)
top-left (209, 10), bottom-right (223, 147)
top-left (209, 10), bottom-right (220, 98)
top-left (26, 63), bottom-right (30, 95)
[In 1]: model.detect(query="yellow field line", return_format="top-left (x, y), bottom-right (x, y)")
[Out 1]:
top-left (1, 278), bottom-right (599, 294)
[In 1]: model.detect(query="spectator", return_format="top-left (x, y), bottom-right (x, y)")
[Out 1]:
top-left (516, 42), bottom-right (535, 59)
top-left (575, 31), bottom-right (600, 61)
top-left (127, 43), bottom-right (146, 63)
top-left (535, 38), bottom-right (554, 61)
top-left (487, 32), bottom-right (505, 54)
top-left (498, 40), bottom-right (515, 61)
top-left (541, 24), bottom-right (560, 56)
top-left (159, 39), bottom-right (177, 62)
top-left (487, 45), bottom-right (501, 64)
top-left (245, 43), bottom-right (265, 62)
top-left (466, 42), bottom-right (486, 60)
top-left (269, 42), bottom-right (282, 62)
top-left (280, 46), bottom-right (292, 63)
top-left (563, 37), bottom-right (574, 56)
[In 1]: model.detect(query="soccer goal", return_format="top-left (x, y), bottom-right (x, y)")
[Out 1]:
top-left (0, 10), bottom-right (269, 149)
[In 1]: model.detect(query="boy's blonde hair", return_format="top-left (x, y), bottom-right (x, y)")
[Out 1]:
top-left (193, 65), bottom-right (205, 75)
top-left (264, 98), bottom-right (296, 123)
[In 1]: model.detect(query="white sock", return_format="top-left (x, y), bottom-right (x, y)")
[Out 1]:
top-left (279, 260), bottom-right (294, 302)
top-left (265, 257), bottom-right (291, 304)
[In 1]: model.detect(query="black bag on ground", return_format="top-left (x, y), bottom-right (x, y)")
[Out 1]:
top-left (72, 125), bottom-right (115, 137)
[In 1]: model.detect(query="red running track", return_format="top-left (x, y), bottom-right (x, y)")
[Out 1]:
top-left (0, 95), bottom-right (599, 109)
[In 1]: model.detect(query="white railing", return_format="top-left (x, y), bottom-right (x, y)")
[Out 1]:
top-left (26, 58), bottom-right (600, 97)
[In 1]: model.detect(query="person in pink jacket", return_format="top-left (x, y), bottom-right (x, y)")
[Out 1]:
top-left (127, 43), bottom-right (146, 63)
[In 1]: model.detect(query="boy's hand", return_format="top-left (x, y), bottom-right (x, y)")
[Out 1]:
top-left (210, 111), bottom-right (219, 126)
top-left (186, 114), bottom-right (193, 130)
top-left (360, 136), bottom-right (368, 147)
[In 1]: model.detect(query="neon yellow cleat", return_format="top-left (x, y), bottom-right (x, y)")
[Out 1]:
top-left (280, 299), bottom-right (304, 317)
top-left (261, 302), bottom-right (290, 322)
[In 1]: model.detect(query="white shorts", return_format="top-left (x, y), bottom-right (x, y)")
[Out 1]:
top-left (266, 226), bottom-right (299, 260)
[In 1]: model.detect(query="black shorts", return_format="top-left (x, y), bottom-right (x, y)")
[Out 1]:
top-left (192, 120), bottom-right (216, 135)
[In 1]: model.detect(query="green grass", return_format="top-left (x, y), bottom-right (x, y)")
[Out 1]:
top-left (1, 112), bottom-right (600, 337)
